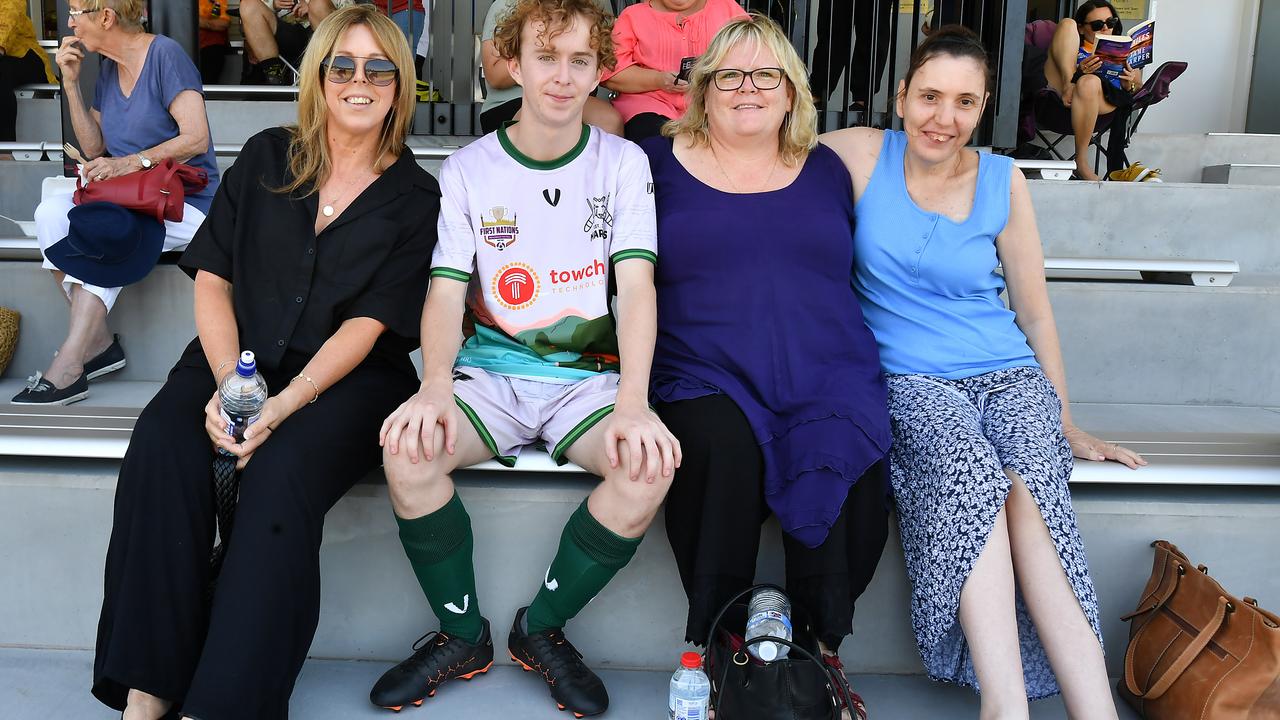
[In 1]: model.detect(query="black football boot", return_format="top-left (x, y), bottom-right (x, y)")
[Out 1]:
top-left (507, 607), bottom-right (608, 718)
top-left (369, 619), bottom-right (494, 712)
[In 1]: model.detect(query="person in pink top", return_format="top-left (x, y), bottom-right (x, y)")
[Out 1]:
top-left (602, 0), bottom-right (747, 141)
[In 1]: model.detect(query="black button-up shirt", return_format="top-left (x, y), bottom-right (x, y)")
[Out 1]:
top-left (181, 127), bottom-right (439, 372)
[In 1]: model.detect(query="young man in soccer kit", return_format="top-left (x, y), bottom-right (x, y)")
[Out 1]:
top-left (369, 0), bottom-right (680, 716)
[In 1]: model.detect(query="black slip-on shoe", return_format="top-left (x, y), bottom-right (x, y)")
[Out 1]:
top-left (507, 607), bottom-right (608, 718)
top-left (84, 334), bottom-right (126, 381)
top-left (370, 619), bottom-right (494, 712)
top-left (11, 372), bottom-right (88, 405)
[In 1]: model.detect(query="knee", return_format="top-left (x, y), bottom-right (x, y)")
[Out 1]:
top-left (382, 446), bottom-right (451, 506)
top-left (1076, 74), bottom-right (1102, 98)
top-left (239, 0), bottom-right (268, 24)
top-left (602, 465), bottom-right (673, 520)
top-left (1057, 18), bottom-right (1078, 36)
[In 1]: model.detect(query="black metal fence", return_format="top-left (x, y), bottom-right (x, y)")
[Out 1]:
top-left (38, 0), bottom-right (1032, 147)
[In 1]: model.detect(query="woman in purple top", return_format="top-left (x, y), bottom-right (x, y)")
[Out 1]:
top-left (13, 0), bottom-right (219, 406)
top-left (642, 16), bottom-right (889, 719)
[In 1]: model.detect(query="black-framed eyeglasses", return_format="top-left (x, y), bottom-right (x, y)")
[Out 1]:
top-left (712, 67), bottom-right (785, 92)
top-left (1086, 17), bottom-right (1120, 31)
top-left (321, 55), bottom-right (399, 87)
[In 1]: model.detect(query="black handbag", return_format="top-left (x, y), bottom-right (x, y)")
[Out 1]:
top-left (703, 583), bottom-right (852, 720)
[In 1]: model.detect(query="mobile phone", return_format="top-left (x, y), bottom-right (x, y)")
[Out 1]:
top-left (676, 56), bottom-right (697, 84)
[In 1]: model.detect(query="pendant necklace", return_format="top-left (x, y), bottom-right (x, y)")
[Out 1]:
top-left (321, 167), bottom-right (370, 218)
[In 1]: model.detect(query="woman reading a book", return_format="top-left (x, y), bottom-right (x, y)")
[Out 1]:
top-left (1044, 0), bottom-right (1141, 180)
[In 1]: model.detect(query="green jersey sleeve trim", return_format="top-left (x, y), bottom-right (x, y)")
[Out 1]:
top-left (497, 122), bottom-right (591, 171)
top-left (609, 249), bottom-right (658, 265)
top-left (430, 267), bottom-right (472, 283)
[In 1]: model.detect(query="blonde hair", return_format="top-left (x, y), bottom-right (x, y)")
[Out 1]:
top-left (279, 5), bottom-right (416, 195)
top-left (663, 14), bottom-right (817, 166)
top-left (492, 0), bottom-right (616, 71)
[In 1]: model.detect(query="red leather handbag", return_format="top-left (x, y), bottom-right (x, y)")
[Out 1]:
top-left (73, 158), bottom-right (209, 224)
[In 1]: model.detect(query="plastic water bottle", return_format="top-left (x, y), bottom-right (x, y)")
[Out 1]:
top-left (218, 351), bottom-right (268, 455)
top-left (668, 651), bottom-right (710, 720)
top-left (745, 588), bottom-right (792, 662)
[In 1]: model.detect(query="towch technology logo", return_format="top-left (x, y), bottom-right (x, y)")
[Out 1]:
top-left (492, 262), bottom-right (539, 310)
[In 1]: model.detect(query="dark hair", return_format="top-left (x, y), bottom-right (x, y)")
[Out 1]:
top-left (901, 24), bottom-right (991, 95)
top-left (1073, 1), bottom-right (1123, 35)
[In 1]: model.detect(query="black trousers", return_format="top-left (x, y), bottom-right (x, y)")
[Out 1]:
top-left (809, 0), bottom-right (894, 105)
top-left (657, 394), bottom-right (890, 649)
top-left (92, 347), bottom-right (418, 720)
top-left (0, 50), bottom-right (47, 142)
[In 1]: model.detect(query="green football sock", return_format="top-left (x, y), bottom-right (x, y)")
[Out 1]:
top-left (525, 499), bottom-right (642, 634)
top-left (396, 492), bottom-right (484, 643)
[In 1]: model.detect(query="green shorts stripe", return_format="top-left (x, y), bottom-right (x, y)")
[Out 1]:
top-left (454, 396), bottom-right (517, 467)
top-left (551, 403), bottom-right (615, 464)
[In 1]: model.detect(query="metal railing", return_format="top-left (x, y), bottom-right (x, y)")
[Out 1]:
top-left (21, 0), bottom-right (1028, 146)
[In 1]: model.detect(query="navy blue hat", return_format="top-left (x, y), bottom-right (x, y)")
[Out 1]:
top-left (45, 202), bottom-right (165, 288)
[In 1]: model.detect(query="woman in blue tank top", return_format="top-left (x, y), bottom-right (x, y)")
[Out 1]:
top-left (823, 26), bottom-right (1145, 717)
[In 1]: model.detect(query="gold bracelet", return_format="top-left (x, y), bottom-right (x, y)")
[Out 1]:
top-left (291, 373), bottom-right (320, 404)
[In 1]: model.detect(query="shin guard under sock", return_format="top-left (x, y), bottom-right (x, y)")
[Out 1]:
top-left (396, 492), bottom-right (484, 642)
top-left (525, 499), bottom-right (642, 633)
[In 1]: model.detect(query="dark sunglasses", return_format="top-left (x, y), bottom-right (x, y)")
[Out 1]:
top-left (321, 55), bottom-right (398, 87)
top-left (712, 67), bottom-right (785, 92)
top-left (1086, 16), bottom-right (1120, 31)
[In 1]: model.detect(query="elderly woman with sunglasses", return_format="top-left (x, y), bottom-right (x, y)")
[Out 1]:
top-left (90, 7), bottom-right (438, 720)
top-left (641, 15), bottom-right (890, 719)
top-left (1044, 0), bottom-right (1140, 180)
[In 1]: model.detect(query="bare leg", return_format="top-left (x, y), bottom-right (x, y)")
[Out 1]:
top-left (42, 284), bottom-right (112, 389)
top-left (583, 97), bottom-right (624, 137)
top-left (1005, 471), bottom-right (1118, 720)
top-left (123, 689), bottom-right (172, 720)
top-left (959, 505), bottom-right (1030, 720)
top-left (49, 269), bottom-right (70, 307)
top-left (306, 0), bottom-right (336, 26)
top-left (1045, 19), bottom-right (1081, 97)
top-left (239, 0), bottom-right (280, 63)
top-left (383, 416), bottom-right (492, 519)
top-left (563, 423), bottom-right (672, 540)
top-left (1068, 74), bottom-right (1115, 180)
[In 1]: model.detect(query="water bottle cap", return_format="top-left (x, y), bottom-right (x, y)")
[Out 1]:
top-left (756, 642), bottom-right (778, 662)
top-left (680, 651), bottom-right (702, 669)
top-left (236, 350), bottom-right (256, 377)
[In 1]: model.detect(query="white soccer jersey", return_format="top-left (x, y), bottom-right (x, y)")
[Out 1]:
top-left (430, 124), bottom-right (658, 381)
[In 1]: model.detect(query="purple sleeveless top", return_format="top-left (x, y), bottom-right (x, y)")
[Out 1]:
top-left (641, 137), bottom-right (890, 548)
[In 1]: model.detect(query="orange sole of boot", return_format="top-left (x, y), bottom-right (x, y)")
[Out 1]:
top-left (510, 653), bottom-right (588, 718)
top-left (378, 661), bottom-right (494, 712)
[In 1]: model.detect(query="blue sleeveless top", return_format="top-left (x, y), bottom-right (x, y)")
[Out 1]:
top-left (852, 130), bottom-right (1037, 379)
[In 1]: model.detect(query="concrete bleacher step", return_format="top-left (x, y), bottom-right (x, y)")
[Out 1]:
top-left (2, 401), bottom-right (1277, 678)
top-left (0, 647), bottom-right (1143, 720)
top-left (1201, 163), bottom-right (1280, 186)
top-left (1127, 132), bottom-right (1280, 184)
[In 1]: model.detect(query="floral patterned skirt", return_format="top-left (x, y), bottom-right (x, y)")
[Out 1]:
top-left (885, 366), bottom-right (1102, 700)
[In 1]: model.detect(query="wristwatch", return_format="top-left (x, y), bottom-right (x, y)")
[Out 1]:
top-left (136, 152), bottom-right (153, 169)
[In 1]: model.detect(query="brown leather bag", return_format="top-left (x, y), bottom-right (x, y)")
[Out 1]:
top-left (1119, 540), bottom-right (1280, 719)
top-left (73, 158), bottom-right (209, 224)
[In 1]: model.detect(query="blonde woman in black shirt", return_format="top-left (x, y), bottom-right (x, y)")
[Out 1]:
top-left (90, 7), bottom-right (438, 719)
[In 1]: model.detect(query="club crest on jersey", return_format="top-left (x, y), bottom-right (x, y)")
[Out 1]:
top-left (583, 194), bottom-right (613, 241)
top-left (491, 262), bottom-right (539, 310)
top-left (480, 206), bottom-right (519, 250)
